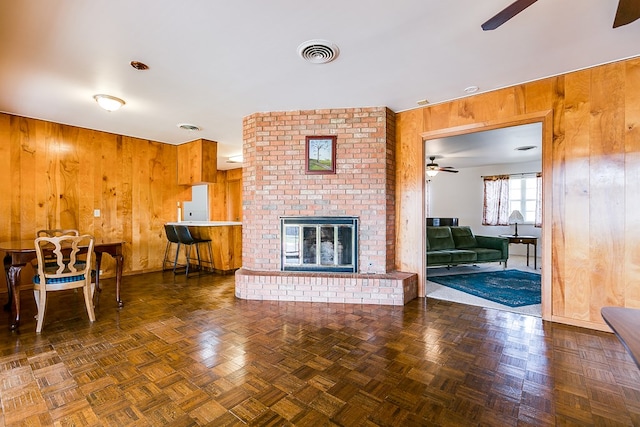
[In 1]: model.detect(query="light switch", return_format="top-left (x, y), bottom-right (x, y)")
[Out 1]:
top-left (94, 209), bottom-right (101, 217)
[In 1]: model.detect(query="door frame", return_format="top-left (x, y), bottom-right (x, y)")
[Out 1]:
top-left (420, 111), bottom-right (553, 320)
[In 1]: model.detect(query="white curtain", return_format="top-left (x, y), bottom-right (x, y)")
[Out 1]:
top-left (482, 175), bottom-right (510, 226)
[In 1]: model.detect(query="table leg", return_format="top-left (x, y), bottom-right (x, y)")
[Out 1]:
top-left (93, 252), bottom-right (124, 308)
top-left (94, 252), bottom-right (103, 305)
top-left (534, 243), bottom-right (537, 270)
top-left (114, 254), bottom-right (124, 308)
top-left (3, 254), bottom-right (11, 312)
top-left (526, 244), bottom-right (530, 267)
top-left (3, 255), bottom-right (23, 330)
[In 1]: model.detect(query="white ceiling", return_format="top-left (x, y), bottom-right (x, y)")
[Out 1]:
top-left (1, 0), bottom-right (639, 170)
top-left (425, 122), bottom-right (543, 170)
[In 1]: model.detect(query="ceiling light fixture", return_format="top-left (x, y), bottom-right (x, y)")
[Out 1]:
top-left (93, 94), bottom-right (125, 111)
top-left (416, 99), bottom-right (430, 106)
top-left (426, 168), bottom-right (439, 177)
top-left (227, 155), bottom-right (243, 163)
top-left (464, 86), bottom-right (479, 94)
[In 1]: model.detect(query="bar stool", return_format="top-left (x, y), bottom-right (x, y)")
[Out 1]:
top-left (173, 225), bottom-right (214, 276)
top-left (163, 224), bottom-right (184, 274)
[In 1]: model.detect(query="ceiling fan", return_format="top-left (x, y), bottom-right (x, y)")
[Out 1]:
top-left (426, 156), bottom-right (459, 177)
top-left (481, 0), bottom-right (640, 30)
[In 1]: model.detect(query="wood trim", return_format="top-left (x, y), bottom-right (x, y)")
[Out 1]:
top-left (420, 111), bottom-right (551, 140)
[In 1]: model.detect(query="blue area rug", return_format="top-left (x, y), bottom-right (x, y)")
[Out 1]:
top-left (428, 270), bottom-right (541, 307)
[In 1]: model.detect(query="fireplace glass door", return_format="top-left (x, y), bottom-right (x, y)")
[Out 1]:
top-left (281, 217), bottom-right (358, 273)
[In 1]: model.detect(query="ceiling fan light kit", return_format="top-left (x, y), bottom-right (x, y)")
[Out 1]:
top-left (426, 156), bottom-right (459, 177)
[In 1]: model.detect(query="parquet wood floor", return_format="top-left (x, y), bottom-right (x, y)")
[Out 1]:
top-left (1, 272), bottom-right (640, 426)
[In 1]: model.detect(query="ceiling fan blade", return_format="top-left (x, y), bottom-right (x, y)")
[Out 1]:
top-left (481, 0), bottom-right (538, 31)
top-left (613, 0), bottom-right (640, 28)
top-left (439, 169), bottom-right (459, 173)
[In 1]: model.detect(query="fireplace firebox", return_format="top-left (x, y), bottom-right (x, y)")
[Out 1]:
top-left (280, 216), bottom-right (358, 273)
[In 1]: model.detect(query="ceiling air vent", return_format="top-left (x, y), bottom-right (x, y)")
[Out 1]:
top-left (297, 39), bottom-right (339, 64)
top-left (177, 123), bottom-right (201, 132)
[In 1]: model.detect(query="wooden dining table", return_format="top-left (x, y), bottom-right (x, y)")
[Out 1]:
top-left (1, 239), bottom-right (124, 330)
top-left (601, 306), bottom-right (640, 370)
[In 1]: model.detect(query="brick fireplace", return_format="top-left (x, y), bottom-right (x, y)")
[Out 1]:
top-left (235, 107), bottom-right (417, 305)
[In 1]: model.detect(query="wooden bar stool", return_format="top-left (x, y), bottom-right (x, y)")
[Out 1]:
top-left (173, 225), bottom-right (214, 276)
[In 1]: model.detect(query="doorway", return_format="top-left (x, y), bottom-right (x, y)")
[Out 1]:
top-left (423, 118), bottom-right (547, 317)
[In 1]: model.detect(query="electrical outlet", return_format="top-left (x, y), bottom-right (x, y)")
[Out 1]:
top-left (93, 209), bottom-right (101, 217)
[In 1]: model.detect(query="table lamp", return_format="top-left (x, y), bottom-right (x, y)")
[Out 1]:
top-left (509, 210), bottom-right (524, 237)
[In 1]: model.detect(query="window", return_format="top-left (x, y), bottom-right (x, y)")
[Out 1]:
top-left (482, 173), bottom-right (542, 227)
top-left (509, 174), bottom-right (538, 223)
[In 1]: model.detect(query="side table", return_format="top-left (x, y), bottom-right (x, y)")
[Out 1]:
top-left (500, 235), bottom-right (538, 269)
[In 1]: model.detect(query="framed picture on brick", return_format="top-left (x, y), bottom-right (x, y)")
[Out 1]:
top-left (305, 135), bottom-right (336, 174)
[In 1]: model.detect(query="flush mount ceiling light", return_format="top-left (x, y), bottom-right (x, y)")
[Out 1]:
top-left (416, 99), bottom-right (430, 106)
top-left (464, 85), bottom-right (479, 94)
top-left (93, 94), bottom-right (125, 111)
top-left (227, 155), bottom-right (243, 163)
top-left (177, 123), bottom-right (201, 131)
top-left (297, 39), bottom-right (340, 64)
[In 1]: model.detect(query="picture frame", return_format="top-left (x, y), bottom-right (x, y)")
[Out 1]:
top-left (305, 135), bottom-right (337, 174)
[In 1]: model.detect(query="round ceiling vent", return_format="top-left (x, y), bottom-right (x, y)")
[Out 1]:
top-left (177, 123), bottom-right (201, 132)
top-left (297, 39), bottom-right (340, 64)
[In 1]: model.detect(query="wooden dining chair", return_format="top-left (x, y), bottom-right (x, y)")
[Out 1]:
top-left (32, 234), bottom-right (96, 333)
top-left (34, 229), bottom-right (82, 273)
top-left (36, 229), bottom-right (80, 237)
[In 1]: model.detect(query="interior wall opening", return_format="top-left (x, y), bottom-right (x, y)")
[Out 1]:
top-left (423, 121), bottom-right (543, 317)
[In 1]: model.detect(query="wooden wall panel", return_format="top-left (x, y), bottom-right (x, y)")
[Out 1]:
top-left (226, 168), bottom-right (243, 222)
top-left (395, 109), bottom-right (425, 295)
top-left (625, 60), bottom-right (640, 307)
top-left (0, 113), bottom-right (185, 292)
top-left (588, 63), bottom-right (626, 319)
top-left (397, 57), bottom-right (640, 330)
top-left (0, 114), bottom-right (11, 240)
top-left (561, 69), bottom-right (591, 320)
top-left (208, 171), bottom-right (228, 221)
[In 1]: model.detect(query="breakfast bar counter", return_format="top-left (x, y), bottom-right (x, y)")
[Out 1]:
top-left (167, 221), bottom-right (242, 273)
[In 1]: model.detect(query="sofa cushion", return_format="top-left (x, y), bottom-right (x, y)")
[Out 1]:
top-left (426, 226), bottom-right (455, 250)
top-left (450, 226), bottom-right (478, 249)
top-left (426, 251), bottom-right (451, 265)
top-left (469, 248), bottom-right (503, 262)
top-left (445, 249), bottom-right (477, 263)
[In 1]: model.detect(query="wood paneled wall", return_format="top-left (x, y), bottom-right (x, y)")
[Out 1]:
top-left (0, 113), bottom-right (189, 289)
top-left (396, 57), bottom-right (640, 330)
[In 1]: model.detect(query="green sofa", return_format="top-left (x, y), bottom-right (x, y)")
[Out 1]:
top-left (427, 226), bottom-right (508, 268)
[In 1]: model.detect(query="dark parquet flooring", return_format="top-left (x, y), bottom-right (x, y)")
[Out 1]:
top-left (1, 271), bottom-right (640, 426)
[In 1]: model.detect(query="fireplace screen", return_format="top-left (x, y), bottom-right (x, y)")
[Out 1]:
top-left (281, 217), bottom-right (358, 272)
